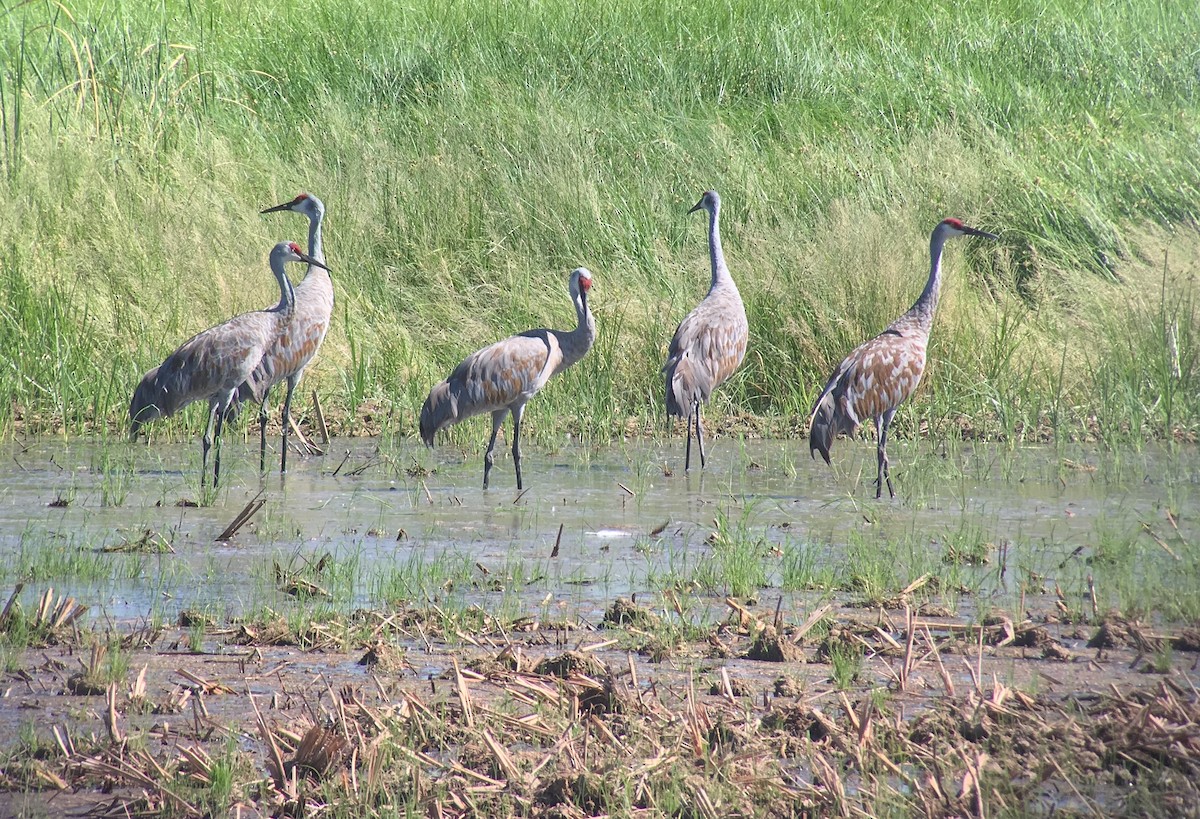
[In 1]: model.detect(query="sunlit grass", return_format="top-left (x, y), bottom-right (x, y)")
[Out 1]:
top-left (0, 0), bottom-right (1196, 442)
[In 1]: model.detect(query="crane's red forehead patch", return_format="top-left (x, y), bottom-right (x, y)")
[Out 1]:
top-left (289, 241), bottom-right (303, 254)
top-left (579, 273), bottom-right (592, 291)
top-left (295, 193), bottom-right (309, 202)
top-left (944, 218), bottom-right (964, 229)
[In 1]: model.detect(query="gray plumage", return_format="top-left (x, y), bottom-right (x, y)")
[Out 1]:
top-left (663, 190), bottom-right (748, 471)
top-left (809, 218), bottom-right (998, 498)
top-left (420, 267), bottom-right (596, 490)
top-left (129, 241), bottom-right (327, 488)
top-left (236, 193), bottom-right (333, 474)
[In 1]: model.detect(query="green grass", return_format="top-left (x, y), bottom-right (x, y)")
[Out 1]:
top-left (10, 528), bottom-right (113, 583)
top-left (828, 642), bottom-right (864, 690)
top-left (2, 0), bottom-right (1199, 446)
top-left (780, 541), bottom-right (832, 591)
top-left (367, 547), bottom-right (478, 608)
top-left (700, 507), bottom-right (772, 598)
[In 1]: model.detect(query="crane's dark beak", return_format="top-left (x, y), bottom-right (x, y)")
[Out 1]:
top-left (298, 251), bottom-right (330, 271)
top-left (261, 201), bottom-right (292, 215)
top-left (687, 200), bottom-right (704, 215)
top-left (966, 226), bottom-right (999, 240)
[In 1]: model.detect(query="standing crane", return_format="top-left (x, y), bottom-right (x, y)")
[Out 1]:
top-left (419, 268), bottom-right (595, 490)
top-left (235, 193), bottom-right (332, 474)
top-left (809, 218), bottom-right (997, 498)
top-left (663, 190), bottom-right (748, 471)
top-left (130, 241), bottom-right (329, 489)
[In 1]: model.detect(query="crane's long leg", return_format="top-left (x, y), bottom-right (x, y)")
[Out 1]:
top-left (483, 409), bottom-right (508, 490)
top-left (257, 387), bottom-right (273, 474)
top-left (212, 400), bottom-right (228, 490)
top-left (201, 399), bottom-right (219, 489)
top-left (511, 403), bottom-right (526, 490)
top-left (875, 410), bottom-right (897, 499)
top-left (684, 410), bottom-right (694, 472)
top-left (694, 402), bottom-right (707, 470)
top-left (280, 374), bottom-right (298, 474)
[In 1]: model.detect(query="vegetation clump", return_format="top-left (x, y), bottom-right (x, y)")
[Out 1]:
top-left (533, 650), bottom-right (608, 681)
top-left (1173, 624), bottom-right (1200, 653)
top-left (1088, 613), bottom-right (1156, 651)
top-left (357, 642), bottom-right (406, 674)
top-left (745, 624), bottom-right (804, 663)
top-left (602, 597), bottom-right (660, 629)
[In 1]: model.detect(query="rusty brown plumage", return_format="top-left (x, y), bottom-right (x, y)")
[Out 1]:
top-left (809, 218), bottom-right (997, 498)
top-left (419, 268), bottom-right (595, 490)
top-left (129, 241), bottom-right (327, 489)
top-left (664, 190), bottom-right (748, 471)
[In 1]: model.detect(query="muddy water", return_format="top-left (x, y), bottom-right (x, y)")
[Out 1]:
top-left (1, 435), bottom-right (1196, 624)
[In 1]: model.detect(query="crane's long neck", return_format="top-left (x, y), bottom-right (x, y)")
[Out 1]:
top-left (295, 205), bottom-right (329, 296)
top-left (307, 208), bottom-right (324, 264)
top-left (707, 203), bottom-right (733, 293)
top-left (561, 290), bottom-right (596, 367)
top-left (270, 255), bottom-right (297, 315)
top-left (908, 228), bottom-right (949, 331)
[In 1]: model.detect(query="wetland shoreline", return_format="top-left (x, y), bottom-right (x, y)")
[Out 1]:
top-left (0, 437), bottom-right (1197, 815)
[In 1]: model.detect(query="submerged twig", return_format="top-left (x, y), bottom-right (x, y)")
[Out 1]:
top-left (331, 450), bottom-right (351, 477)
top-left (0, 582), bottom-right (24, 627)
top-left (288, 414), bottom-right (321, 456)
top-left (791, 603), bottom-right (834, 644)
top-left (1140, 521), bottom-right (1180, 560)
top-left (214, 490), bottom-right (266, 542)
top-left (344, 453), bottom-right (381, 477)
top-left (312, 389), bottom-right (330, 443)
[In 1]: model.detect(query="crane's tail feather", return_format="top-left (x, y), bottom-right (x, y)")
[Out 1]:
top-left (664, 357), bottom-right (702, 419)
top-left (235, 364), bottom-right (274, 409)
top-left (419, 381), bottom-right (455, 447)
top-left (808, 394), bottom-right (847, 466)
top-left (222, 378), bottom-right (261, 425)
top-left (808, 417), bottom-right (833, 465)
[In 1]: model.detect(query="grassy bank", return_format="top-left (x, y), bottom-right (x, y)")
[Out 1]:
top-left (1, 0), bottom-right (1198, 446)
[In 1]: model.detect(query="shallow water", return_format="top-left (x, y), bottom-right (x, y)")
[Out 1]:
top-left (1, 433), bottom-right (1197, 624)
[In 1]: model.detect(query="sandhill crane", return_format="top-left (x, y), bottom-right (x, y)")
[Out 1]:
top-left (235, 193), bottom-right (332, 474)
top-left (130, 241), bottom-right (329, 488)
top-left (809, 218), bottom-right (997, 498)
top-left (663, 190), bottom-right (748, 471)
top-left (419, 268), bottom-right (595, 490)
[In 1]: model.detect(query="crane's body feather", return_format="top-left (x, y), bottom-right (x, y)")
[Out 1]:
top-left (808, 326), bottom-right (926, 465)
top-left (420, 268), bottom-right (595, 489)
top-left (420, 330), bottom-right (575, 441)
top-left (129, 241), bottom-right (322, 488)
top-left (664, 297), bottom-right (748, 417)
top-left (131, 311), bottom-right (285, 431)
top-left (663, 190), bottom-right (748, 470)
top-left (235, 193), bottom-right (334, 474)
top-left (809, 219), bottom-right (996, 496)
top-left (237, 294), bottom-right (331, 406)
